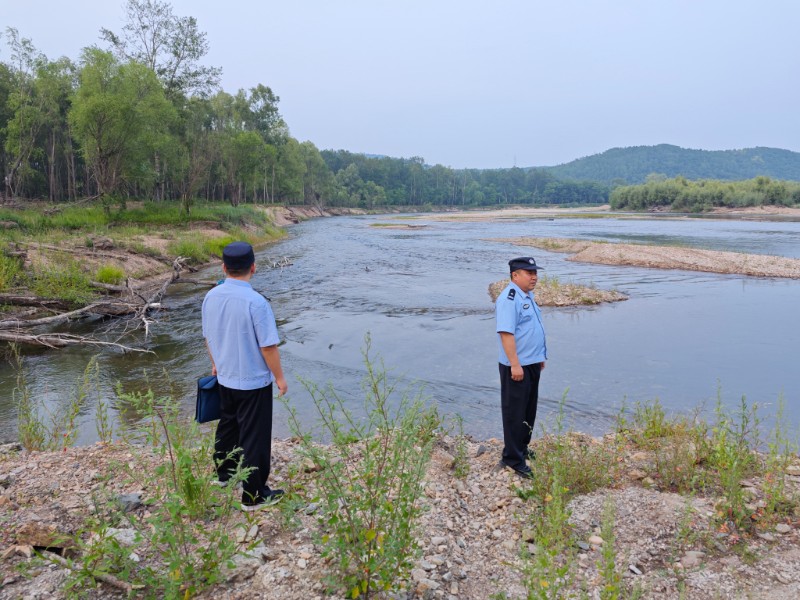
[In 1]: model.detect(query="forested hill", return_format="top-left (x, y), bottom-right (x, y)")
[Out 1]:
top-left (544, 145), bottom-right (800, 184)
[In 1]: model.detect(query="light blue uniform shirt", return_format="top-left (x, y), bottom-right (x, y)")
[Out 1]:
top-left (496, 281), bottom-right (547, 366)
top-left (202, 278), bottom-right (280, 391)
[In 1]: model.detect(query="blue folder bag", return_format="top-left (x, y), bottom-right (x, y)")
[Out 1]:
top-left (196, 375), bottom-right (221, 423)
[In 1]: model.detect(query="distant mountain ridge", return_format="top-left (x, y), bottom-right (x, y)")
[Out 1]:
top-left (541, 144), bottom-right (800, 184)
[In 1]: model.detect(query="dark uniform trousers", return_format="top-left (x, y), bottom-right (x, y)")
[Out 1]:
top-left (499, 362), bottom-right (542, 469)
top-left (214, 383), bottom-right (273, 502)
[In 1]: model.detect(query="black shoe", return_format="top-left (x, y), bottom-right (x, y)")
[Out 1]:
top-left (500, 460), bottom-right (533, 480)
top-left (241, 488), bottom-right (285, 512)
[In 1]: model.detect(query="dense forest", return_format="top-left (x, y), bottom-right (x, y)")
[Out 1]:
top-left (0, 0), bottom-right (609, 212)
top-left (610, 176), bottom-right (800, 211)
top-left (546, 144), bottom-right (800, 185)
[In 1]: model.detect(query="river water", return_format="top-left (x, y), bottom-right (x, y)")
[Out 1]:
top-left (2, 214), bottom-right (799, 444)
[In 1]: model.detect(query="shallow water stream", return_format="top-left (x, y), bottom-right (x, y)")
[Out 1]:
top-left (2, 213), bottom-right (799, 443)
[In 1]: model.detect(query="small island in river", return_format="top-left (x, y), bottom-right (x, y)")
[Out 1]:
top-left (489, 275), bottom-right (627, 307)
top-left (496, 237), bottom-right (800, 279)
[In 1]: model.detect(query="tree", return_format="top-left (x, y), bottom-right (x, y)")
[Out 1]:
top-left (275, 138), bottom-right (305, 202)
top-left (0, 59), bottom-right (15, 202)
top-left (69, 48), bottom-right (174, 209)
top-left (2, 28), bottom-right (47, 200)
top-left (300, 141), bottom-right (335, 206)
top-left (35, 57), bottom-right (77, 201)
top-left (101, 0), bottom-right (221, 98)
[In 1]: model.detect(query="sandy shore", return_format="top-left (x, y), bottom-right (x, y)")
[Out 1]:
top-left (413, 204), bottom-right (800, 223)
top-left (497, 237), bottom-right (800, 279)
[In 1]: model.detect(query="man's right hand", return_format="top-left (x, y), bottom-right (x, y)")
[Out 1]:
top-left (275, 376), bottom-right (288, 397)
top-left (511, 365), bottom-right (524, 381)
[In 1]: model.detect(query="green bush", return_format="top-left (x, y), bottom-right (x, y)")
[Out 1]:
top-left (95, 264), bottom-right (125, 285)
top-left (0, 252), bottom-right (22, 291)
top-left (167, 239), bottom-right (209, 264)
top-left (13, 348), bottom-right (96, 452)
top-left (287, 337), bottom-right (440, 598)
top-left (203, 236), bottom-right (236, 258)
top-left (29, 258), bottom-right (94, 303)
top-left (65, 386), bottom-right (245, 598)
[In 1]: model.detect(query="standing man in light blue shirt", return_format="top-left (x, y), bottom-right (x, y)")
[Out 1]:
top-left (496, 257), bottom-right (548, 478)
top-left (202, 241), bottom-right (288, 510)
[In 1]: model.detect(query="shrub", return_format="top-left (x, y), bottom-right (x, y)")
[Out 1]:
top-left (65, 386), bottom-right (246, 598)
top-left (167, 239), bottom-right (208, 264)
top-left (287, 336), bottom-right (440, 598)
top-left (95, 264), bottom-right (125, 285)
top-left (0, 252), bottom-right (22, 291)
top-left (29, 257), bottom-right (94, 303)
top-left (13, 347), bottom-right (96, 452)
top-left (203, 236), bottom-right (236, 258)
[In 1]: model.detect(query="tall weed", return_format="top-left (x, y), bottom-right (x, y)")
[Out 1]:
top-left (29, 256), bottom-right (94, 304)
top-left (287, 337), bottom-right (440, 598)
top-left (66, 386), bottom-right (244, 598)
top-left (0, 251), bottom-right (22, 291)
top-left (13, 347), bottom-right (96, 451)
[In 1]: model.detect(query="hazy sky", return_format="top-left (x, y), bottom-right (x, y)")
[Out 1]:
top-left (2, 1), bottom-right (799, 168)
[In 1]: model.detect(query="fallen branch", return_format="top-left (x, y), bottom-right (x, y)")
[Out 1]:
top-left (41, 550), bottom-right (140, 594)
top-left (0, 294), bottom-right (73, 310)
top-left (0, 331), bottom-right (154, 352)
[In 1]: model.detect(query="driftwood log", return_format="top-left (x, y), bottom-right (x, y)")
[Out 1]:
top-left (0, 257), bottom-right (205, 351)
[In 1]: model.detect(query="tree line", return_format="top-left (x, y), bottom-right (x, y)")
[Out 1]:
top-left (321, 150), bottom-right (609, 208)
top-left (0, 3), bottom-right (319, 213)
top-left (0, 0), bottom-right (608, 213)
top-left (610, 175), bottom-right (800, 211)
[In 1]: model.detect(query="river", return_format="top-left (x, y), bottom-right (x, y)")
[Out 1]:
top-left (2, 213), bottom-right (799, 444)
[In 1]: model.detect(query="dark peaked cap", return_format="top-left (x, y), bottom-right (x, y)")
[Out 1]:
top-left (223, 241), bottom-right (255, 270)
top-left (509, 257), bottom-right (544, 272)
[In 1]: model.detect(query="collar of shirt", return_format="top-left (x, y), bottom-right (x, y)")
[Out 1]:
top-left (509, 280), bottom-right (533, 302)
top-left (222, 278), bottom-right (253, 290)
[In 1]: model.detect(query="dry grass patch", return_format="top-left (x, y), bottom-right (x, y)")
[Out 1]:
top-left (488, 274), bottom-right (627, 307)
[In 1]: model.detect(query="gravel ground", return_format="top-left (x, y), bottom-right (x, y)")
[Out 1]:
top-left (1, 436), bottom-right (799, 599)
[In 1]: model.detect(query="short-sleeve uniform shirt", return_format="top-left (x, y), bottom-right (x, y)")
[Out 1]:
top-left (496, 280), bottom-right (547, 366)
top-left (202, 278), bottom-right (280, 390)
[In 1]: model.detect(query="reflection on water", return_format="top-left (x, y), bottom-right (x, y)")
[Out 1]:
top-left (1, 214), bottom-right (799, 444)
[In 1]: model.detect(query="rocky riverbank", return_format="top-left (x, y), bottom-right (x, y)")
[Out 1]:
top-left (2, 430), bottom-right (799, 599)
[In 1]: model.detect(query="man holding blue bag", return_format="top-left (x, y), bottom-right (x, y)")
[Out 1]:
top-left (202, 241), bottom-right (287, 511)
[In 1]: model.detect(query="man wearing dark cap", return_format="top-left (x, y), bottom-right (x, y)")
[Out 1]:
top-left (496, 257), bottom-right (548, 478)
top-left (202, 241), bottom-right (288, 510)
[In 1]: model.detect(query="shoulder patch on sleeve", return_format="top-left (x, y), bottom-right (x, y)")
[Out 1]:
top-left (506, 288), bottom-right (516, 300)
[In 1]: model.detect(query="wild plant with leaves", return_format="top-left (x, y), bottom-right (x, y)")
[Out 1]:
top-left (287, 338), bottom-right (440, 599)
top-left (64, 386), bottom-right (245, 599)
top-left (12, 345), bottom-right (97, 451)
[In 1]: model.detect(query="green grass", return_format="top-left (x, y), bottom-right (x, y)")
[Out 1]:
top-left (0, 251), bottom-right (22, 291)
top-left (95, 264), bottom-right (125, 285)
top-left (29, 257), bottom-right (95, 303)
top-left (0, 201), bottom-right (276, 235)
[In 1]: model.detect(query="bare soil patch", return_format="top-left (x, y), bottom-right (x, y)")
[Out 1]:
top-left (501, 237), bottom-right (800, 279)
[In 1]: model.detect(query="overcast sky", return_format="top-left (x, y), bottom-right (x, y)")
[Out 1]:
top-left (2, 1), bottom-right (799, 169)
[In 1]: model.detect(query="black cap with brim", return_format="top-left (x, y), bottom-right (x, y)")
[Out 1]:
top-left (223, 241), bottom-right (255, 270)
top-left (509, 256), bottom-right (543, 272)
